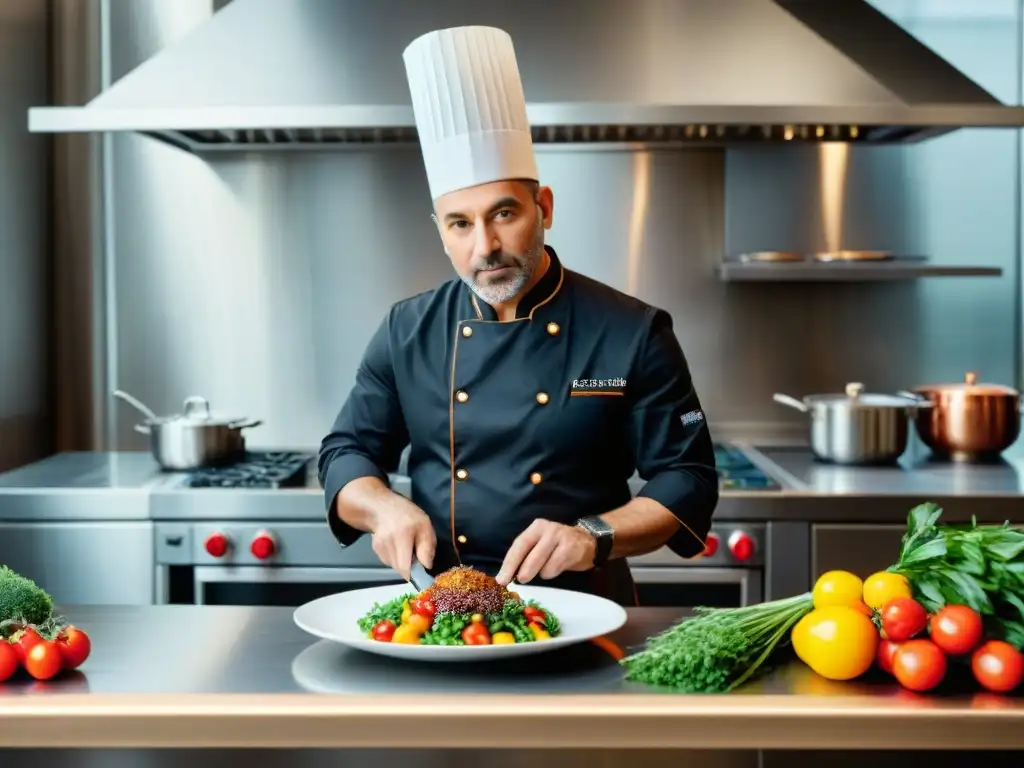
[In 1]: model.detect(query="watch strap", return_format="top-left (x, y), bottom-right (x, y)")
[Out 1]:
top-left (576, 515), bottom-right (614, 567)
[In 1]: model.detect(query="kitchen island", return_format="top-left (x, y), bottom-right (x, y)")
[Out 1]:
top-left (1, 605), bottom-right (1022, 767)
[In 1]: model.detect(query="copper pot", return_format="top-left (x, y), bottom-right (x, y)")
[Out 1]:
top-left (905, 372), bottom-right (1021, 462)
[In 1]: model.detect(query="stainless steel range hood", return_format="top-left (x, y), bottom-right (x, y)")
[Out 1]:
top-left (28, 0), bottom-right (1024, 154)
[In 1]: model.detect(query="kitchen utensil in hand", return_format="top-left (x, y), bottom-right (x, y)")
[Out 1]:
top-left (408, 559), bottom-right (435, 592)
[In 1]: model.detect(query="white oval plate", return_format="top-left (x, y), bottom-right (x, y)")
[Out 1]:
top-left (293, 583), bottom-right (628, 662)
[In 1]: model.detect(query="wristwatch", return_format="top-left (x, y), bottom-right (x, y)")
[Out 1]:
top-left (576, 515), bottom-right (615, 567)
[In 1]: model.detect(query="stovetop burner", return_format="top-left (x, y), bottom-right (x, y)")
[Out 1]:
top-left (183, 452), bottom-right (312, 489)
top-left (713, 444), bottom-right (780, 490)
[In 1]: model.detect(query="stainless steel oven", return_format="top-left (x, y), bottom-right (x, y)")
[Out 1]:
top-left (155, 521), bottom-right (765, 609)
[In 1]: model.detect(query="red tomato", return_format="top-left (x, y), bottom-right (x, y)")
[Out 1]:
top-left (56, 627), bottom-right (92, 669)
top-left (523, 606), bottom-right (547, 626)
top-left (24, 640), bottom-right (63, 681)
top-left (0, 641), bottom-right (18, 682)
top-left (929, 605), bottom-right (983, 655)
top-left (892, 639), bottom-right (947, 692)
top-left (877, 639), bottom-right (902, 674)
top-left (971, 640), bottom-right (1024, 693)
top-left (880, 597), bottom-right (928, 642)
top-left (411, 599), bottom-right (436, 620)
top-left (371, 620), bottom-right (397, 642)
top-left (12, 626), bottom-right (42, 663)
top-left (461, 623), bottom-right (492, 645)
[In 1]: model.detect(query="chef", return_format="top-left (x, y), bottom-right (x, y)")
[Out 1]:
top-left (318, 25), bottom-right (718, 606)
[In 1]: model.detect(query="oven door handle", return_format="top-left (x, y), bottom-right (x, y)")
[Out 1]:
top-left (629, 566), bottom-right (762, 605)
top-left (193, 566), bottom-right (405, 585)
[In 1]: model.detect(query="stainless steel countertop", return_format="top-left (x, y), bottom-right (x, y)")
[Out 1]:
top-left (4, 446), bottom-right (1024, 524)
top-left (3, 604), bottom-right (1023, 750)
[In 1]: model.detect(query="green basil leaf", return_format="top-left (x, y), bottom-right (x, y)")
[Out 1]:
top-left (941, 570), bottom-right (993, 614)
top-left (913, 578), bottom-right (946, 612)
top-left (1002, 592), bottom-right (1024, 623)
top-left (898, 536), bottom-right (948, 566)
top-left (908, 503), bottom-right (943, 534)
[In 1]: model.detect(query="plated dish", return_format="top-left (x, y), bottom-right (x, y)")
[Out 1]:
top-left (357, 566), bottom-right (560, 646)
top-left (293, 568), bottom-right (628, 662)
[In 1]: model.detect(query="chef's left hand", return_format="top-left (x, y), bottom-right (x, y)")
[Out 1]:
top-left (496, 519), bottom-right (597, 585)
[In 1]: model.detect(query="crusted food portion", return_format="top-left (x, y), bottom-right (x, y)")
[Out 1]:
top-left (423, 566), bottom-right (519, 615)
top-left (432, 565), bottom-right (500, 592)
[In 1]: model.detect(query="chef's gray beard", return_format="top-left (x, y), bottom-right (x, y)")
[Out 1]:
top-left (455, 214), bottom-right (546, 306)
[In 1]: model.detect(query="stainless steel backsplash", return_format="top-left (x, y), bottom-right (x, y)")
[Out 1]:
top-left (49, 0), bottom-right (1024, 454)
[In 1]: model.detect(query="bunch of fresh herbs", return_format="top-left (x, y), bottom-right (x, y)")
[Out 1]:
top-left (889, 502), bottom-right (1024, 649)
top-left (619, 592), bottom-right (813, 692)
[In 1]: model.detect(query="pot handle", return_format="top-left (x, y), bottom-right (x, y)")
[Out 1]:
top-left (228, 419), bottom-right (263, 430)
top-left (133, 424), bottom-right (151, 435)
top-left (772, 393), bottom-right (808, 413)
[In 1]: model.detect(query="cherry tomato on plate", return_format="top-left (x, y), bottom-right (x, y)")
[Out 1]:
top-left (892, 639), bottom-right (946, 692)
top-left (411, 599), bottom-right (436, 620)
top-left (0, 641), bottom-right (18, 682)
top-left (24, 640), bottom-right (63, 681)
top-left (523, 606), bottom-right (547, 626)
top-left (880, 597), bottom-right (928, 642)
top-left (56, 627), bottom-right (92, 670)
top-left (461, 623), bottom-right (492, 645)
top-left (371, 620), bottom-right (397, 642)
top-left (930, 605), bottom-right (983, 656)
top-left (972, 640), bottom-right (1024, 694)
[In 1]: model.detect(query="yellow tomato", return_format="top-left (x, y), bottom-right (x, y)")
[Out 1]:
top-left (862, 571), bottom-right (912, 610)
top-left (404, 612), bottom-right (432, 636)
top-left (492, 632), bottom-right (516, 645)
top-left (391, 625), bottom-right (421, 644)
top-left (812, 570), bottom-right (864, 609)
top-left (791, 606), bottom-right (879, 681)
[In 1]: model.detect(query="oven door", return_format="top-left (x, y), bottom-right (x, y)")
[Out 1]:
top-left (630, 566), bottom-right (763, 609)
top-left (192, 566), bottom-right (404, 607)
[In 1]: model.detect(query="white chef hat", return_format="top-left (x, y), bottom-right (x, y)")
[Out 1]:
top-left (402, 26), bottom-right (539, 201)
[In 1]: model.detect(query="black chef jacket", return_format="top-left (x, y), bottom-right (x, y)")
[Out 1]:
top-left (318, 246), bottom-right (718, 606)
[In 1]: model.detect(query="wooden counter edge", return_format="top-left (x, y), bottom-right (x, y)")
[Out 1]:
top-left (3, 693), bottom-right (1024, 749)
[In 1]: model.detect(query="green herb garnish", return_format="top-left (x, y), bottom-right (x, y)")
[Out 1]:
top-left (355, 593), bottom-right (413, 634)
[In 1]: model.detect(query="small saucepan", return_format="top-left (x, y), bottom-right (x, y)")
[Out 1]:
top-left (773, 382), bottom-right (927, 465)
top-left (900, 371), bottom-right (1021, 462)
top-left (113, 390), bottom-right (263, 471)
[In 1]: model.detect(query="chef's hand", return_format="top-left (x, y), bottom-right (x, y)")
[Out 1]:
top-left (370, 499), bottom-right (435, 582)
top-left (496, 519), bottom-right (597, 585)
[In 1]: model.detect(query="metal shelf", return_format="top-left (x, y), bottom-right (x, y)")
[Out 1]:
top-left (717, 260), bottom-right (1003, 283)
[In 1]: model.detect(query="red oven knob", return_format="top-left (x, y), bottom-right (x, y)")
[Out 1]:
top-left (250, 530), bottom-right (277, 560)
top-left (204, 532), bottom-right (230, 558)
top-left (728, 531), bottom-right (756, 562)
top-left (703, 533), bottom-right (720, 557)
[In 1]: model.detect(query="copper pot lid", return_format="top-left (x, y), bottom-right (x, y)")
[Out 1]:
top-left (914, 371), bottom-right (1019, 396)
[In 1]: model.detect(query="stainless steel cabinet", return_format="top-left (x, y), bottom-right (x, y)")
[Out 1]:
top-left (0, 522), bottom-right (155, 605)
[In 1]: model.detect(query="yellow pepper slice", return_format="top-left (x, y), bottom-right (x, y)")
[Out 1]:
top-left (529, 621), bottom-right (551, 640)
top-left (492, 631), bottom-right (516, 644)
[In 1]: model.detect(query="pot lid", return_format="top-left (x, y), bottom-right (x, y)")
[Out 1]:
top-left (805, 382), bottom-right (920, 408)
top-left (914, 371), bottom-right (1019, 396)
top-left (147, 396), bottom-right (246, 426)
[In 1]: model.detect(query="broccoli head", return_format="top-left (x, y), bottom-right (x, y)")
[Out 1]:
top-left (0, 565), bottom-right (54, 629)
